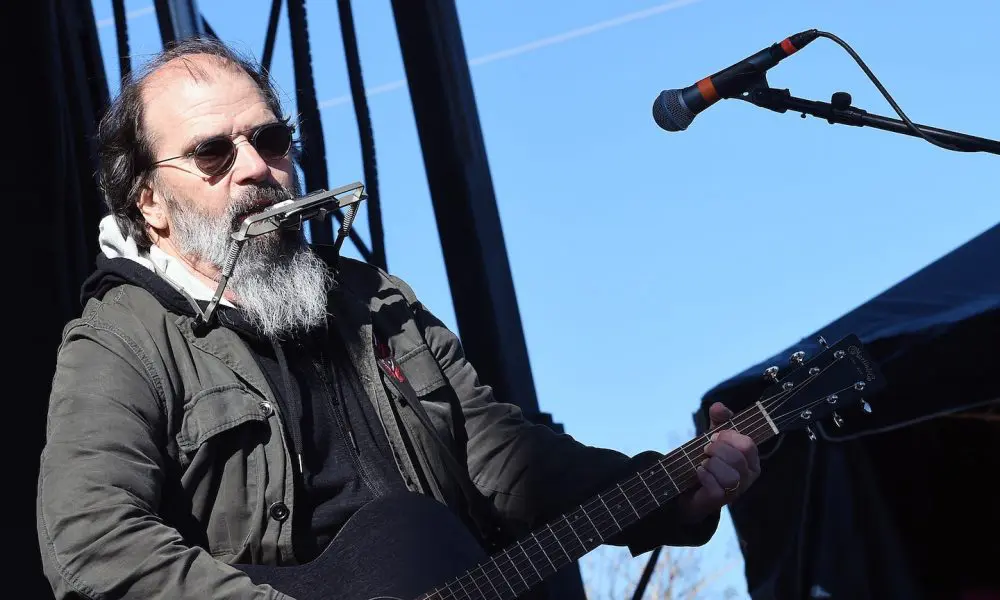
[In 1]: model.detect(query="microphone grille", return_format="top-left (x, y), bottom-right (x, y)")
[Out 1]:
top-left (652, 90), bottom-right (695, 132)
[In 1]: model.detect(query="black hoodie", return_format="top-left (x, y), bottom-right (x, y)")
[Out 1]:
top-left (80, 252), bottom-right (407, 562)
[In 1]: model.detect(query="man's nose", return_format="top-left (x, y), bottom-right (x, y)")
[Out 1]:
top-left (230, 138), bottom-right (271, 184)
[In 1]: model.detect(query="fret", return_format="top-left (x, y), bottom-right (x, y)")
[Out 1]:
top-left (638, 470), bottom-right (661, 507)
top-left (518, 543), bottom-right (542, 580)
top-left (563, 514), bottom-right (587, 553)
top-left (581, 507), bottom-right (602, 544)
top-left (679, 445), bottom-right (699, 471)
top-left (728, 418), bottom-right (740, 432)
top-left (453, 573), bottom-right (470, 600)
top-left (532, 532), bottom-right (556, 571)
top-left (660, 460), bottom-right (680, 494)
top-left (548, 523), bottom-right (572, 562)
top-left (480, 564), bottom-right (503, 600)
top-left (465, 569), bottom-right (486, 600)
top-left (490, 555), bottom-right (518, 598)
top-left (618, 483), bottom-right (640, 518)
top-left (598, 494), bottom-right (622, 531)
top-left (495, 550), bottom-right (528, 594)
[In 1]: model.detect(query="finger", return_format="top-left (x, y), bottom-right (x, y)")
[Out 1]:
top-left (703, 456), bottom-right (741, 490)
top-left (703, 441), bottom-right (749, 481)
top-left (709, 402), bottom-right (734, 428)
top-left (711, 430), bottom-right (761, 476)
top-left (695, 464), bottom-right (725, 505)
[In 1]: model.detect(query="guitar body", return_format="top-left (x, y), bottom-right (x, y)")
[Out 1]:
top-left (235, 491), bottom-right (489, 600)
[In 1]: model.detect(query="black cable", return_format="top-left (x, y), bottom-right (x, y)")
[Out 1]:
top-left (337, 0), bottom-right (387, 271)
top-left (111, 0), bottom-right (131, 80)
top-left (261, 0), bottom-right (283, 74)
top-left (201, 16), bottom-right (218, 39)
top-left (287, 0), bottom-right (333, 245)
top-left (816, 31), bottom-right (972, 153)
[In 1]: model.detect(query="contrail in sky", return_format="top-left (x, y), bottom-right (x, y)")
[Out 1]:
top-left (318, 0), bottom-right (705, 109)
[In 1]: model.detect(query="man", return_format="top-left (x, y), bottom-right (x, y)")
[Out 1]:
top-left (36, 38), bottom-right (760, 600)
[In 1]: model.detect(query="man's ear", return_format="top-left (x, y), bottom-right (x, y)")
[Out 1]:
top-left (136, 182), bottom-right (168, 231)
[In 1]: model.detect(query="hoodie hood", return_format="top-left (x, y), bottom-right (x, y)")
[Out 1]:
top-left (82, 215), bottom-right (263, 337)
top-left (93, 215), bottom-right (235, 307)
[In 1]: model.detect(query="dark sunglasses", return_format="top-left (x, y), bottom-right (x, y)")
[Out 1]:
top-left (146, 121), bottom-right (295, 177)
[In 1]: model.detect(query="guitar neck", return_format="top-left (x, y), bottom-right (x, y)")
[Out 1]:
top-left (420, 403), bottom-right (780, 600)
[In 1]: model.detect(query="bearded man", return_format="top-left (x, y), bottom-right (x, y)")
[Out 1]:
top-left (36, 37), bottom-right (759, 600)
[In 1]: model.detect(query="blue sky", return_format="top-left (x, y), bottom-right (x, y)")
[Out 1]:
top-left (91, 1), bottom-right (999, 596)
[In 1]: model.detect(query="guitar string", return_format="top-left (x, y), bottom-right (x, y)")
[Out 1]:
top-left (422, 413), bottom-right (781, 600)
top-left (479, 370), bottom-right (853, 596)
top-left (426, 399), bottom-right (815, 600)
top-left (430, 404), bottom-right (835, 600)
top-left (469, 380), bottom-right (857, 600)
top-left (424, 364), bottom-right (855, 599)
top-left (424, 418), bottom-right (789, 600)
top-left (422, 385), bottom-right (810, 600)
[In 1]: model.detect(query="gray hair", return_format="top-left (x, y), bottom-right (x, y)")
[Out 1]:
top-left (95, 37), bottom-right (289, 251)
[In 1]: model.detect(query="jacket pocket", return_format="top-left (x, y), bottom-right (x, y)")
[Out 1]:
top-left (177, 383), bottom-right (272, 452)
top-left (175, 383), bottom-right (272, 559)
top-left (394, 345), bottom-right (464, 455)
top-left (396, 345), bottom-right (447, 396)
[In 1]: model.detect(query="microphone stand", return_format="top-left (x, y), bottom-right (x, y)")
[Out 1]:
top-left (739, 80), bottom-right (1000, 155)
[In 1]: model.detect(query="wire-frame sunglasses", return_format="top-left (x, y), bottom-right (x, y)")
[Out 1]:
top-left (146, 120), bottom-right (296, 178)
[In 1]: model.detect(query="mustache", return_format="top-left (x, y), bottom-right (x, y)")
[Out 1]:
top-left (228, 184), bottom-right (294, 228)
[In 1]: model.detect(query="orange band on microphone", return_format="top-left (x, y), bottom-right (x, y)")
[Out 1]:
top-left (696, 77), bottom-right (719, 103)
top-left (780, 38), bottom-right (798, 55)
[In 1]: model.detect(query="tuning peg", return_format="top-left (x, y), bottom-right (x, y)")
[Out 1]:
top-left (817, 336), bottom-right (828, 349)
top-left (789, 351), bottom-right (806, 366)
top-left (806, 426), bottom-right (817, 441)
top-left (832, 412), bottom-right (844, 427)
top-left (763, 366), bottom-right (779, 382)
top-left (860, 398), bottom-right (872, 413)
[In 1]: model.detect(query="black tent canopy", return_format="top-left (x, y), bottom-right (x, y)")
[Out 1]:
top-left (696, 222), bottom-right (1000, 600)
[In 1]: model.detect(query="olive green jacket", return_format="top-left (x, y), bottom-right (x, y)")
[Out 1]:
top-left (36, 252), bottom-right (719, 600)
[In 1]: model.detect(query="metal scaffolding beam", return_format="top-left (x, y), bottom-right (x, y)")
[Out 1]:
top-left (388, 0), bottom-right (584, 595)
top-left (152, 0), bottom-right (205, 44)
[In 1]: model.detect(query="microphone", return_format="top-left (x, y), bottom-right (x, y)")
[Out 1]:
top-left (653, 29), bottom-right (819, 131)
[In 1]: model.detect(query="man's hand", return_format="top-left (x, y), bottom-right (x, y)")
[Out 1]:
top-left (676, 402), bottom-right (761, 524)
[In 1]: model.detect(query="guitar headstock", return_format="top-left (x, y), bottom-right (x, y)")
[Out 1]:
top-left (756, 334), bottom-right (885, 440)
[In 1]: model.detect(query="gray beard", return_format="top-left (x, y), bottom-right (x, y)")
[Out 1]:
top-left (163, 181), bottom-right (332, 338)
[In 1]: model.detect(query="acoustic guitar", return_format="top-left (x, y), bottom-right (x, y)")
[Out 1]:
top-left (235, 334), bottom-right (883, 599)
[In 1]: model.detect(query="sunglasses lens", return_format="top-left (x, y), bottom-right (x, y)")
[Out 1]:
top-left (193, 138), bottom-right (236, 176)
top-left (254, 123), bottom-right (293, 160)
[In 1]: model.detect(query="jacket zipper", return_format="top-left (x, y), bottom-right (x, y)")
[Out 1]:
top-left (311, 354), bottom-right (383, 496)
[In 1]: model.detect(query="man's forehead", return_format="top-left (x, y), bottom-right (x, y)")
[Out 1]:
top-left (140, 55), bottom-right (268, 146)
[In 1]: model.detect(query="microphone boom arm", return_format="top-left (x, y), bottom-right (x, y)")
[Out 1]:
top-left (740, 85), bottom-right (1000, 155)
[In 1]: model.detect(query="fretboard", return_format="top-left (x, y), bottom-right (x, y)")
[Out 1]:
top-left (419, 402), bottom-right (779, 600)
